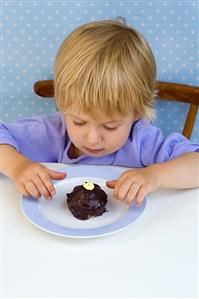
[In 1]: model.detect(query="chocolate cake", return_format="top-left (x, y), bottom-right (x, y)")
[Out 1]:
top-left (66, 181), bottom-right (108, 220)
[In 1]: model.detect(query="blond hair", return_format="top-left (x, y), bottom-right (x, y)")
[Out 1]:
top-left (54, 19), bottom-right (156, 120)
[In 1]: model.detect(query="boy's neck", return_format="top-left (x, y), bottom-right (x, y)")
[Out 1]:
top-left (68, 143), bottom-right (83, 159)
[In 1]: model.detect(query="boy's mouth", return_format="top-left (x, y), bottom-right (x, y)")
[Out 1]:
top-left (84, 147), bottom-right (104, 154)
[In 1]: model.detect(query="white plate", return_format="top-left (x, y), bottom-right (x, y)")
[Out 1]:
top-left (21, 165), bottom-right (147, 238)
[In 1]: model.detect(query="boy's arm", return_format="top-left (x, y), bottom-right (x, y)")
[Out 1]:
top-left (107, 152), bottom-right (199, 206)
top-left (148, 152), bottom-right (199, 189)
top-left (0, 144), bottom-right (30, 178)
top-left (0, 144), bottom-right (66, 199)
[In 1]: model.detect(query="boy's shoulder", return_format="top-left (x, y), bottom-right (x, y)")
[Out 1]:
top-left (133, 118), bottom-right (151, 129)
top-left (38, 111), bottom-right (62, 123)
top-left (14, 112), bottom-right (66, 138)
top-left (132, 118), bottom-right (156, 140)
top-left (38, 112), bottom-right (66, 137)
top-left (12, 111), bottom-right (63, 126)
top-left (130, 118), bottom-right (173, 145)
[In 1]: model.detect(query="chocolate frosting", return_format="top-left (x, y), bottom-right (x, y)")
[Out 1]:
top-left (66, 183), bottom-right (108, 220)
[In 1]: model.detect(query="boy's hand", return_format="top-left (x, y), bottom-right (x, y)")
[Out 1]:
top-left (11, 160), bottom-right (66, 200)
top-left (106, 166), bottom-right (159, 207)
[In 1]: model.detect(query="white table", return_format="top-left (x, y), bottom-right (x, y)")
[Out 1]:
top-left (1, 163), bottom-right (198, 298)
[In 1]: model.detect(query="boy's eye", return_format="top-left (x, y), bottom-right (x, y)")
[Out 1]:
top-left (73, 121), bottom-right (86, 126)
top-left (103, 125), bottom-right (118, 131)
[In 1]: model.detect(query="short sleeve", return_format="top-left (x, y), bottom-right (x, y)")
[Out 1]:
top-left (0, 116), bottom-right (45, 160)
top-left (0, 112), bottom-right (67, 162)
top-left (133, 120), bottom-right (199, 166)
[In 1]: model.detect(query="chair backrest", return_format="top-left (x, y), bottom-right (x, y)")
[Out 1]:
top-left (33, 80), bottom-right (199, 139)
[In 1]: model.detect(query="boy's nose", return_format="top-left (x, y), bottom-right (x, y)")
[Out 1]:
top-left (86, 127), bottom-right (102, 146)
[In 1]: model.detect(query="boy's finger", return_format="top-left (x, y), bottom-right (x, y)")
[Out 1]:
top-left (106, 179), bottom-right (117, 189)
top-left (125, 182), bottom-right (142, 205)
top-left (135, 186), bottom-right (149, 207)
top-left (19, 184), bottom-right (32, 198)
top-left (25, 181), bottom-right (41, 198)
top-left (34, 176), bottom-right (52, 200)
top-left (116, 178), bottom-right (134, 201)
top-left (48, 169), bottom-right (67, 180)
top-left (38, 171), bottom-right (56, 195)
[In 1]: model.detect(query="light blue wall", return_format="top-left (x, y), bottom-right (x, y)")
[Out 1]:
top-left (1, 1), bottom-right (199, 142)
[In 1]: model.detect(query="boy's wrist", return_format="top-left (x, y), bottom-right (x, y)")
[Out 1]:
top-left (11, 158), bottom-right (32, 180)
top-left (147, 163), bottom-right (163, 188)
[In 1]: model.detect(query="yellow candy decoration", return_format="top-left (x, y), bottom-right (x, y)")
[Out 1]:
top-left (83, 181), bottom-right (94, 190)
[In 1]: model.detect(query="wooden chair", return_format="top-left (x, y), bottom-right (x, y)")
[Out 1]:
top-left (33, 80), bottom-right (199, 139)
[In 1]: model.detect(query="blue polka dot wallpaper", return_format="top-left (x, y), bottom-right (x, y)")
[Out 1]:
top-left (1, 1), bottom-right (199, 141)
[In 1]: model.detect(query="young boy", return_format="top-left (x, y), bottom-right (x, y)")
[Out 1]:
top-left (0, 19), bottom-right (199, 207)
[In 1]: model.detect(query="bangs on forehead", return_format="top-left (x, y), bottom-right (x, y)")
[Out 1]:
top-left (66, 101), bottom-right (126, 124)
top-left (59, 57), bottom-right (136, 119)
top-left (67, 84), bottom-right (132, 119)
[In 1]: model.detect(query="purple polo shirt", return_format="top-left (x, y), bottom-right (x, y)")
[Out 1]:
top-left (0, 112), bottom-right (198, 167)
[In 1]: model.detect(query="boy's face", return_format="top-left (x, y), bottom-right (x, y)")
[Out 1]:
top-left (63, 105), bottom-right (136, 158)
